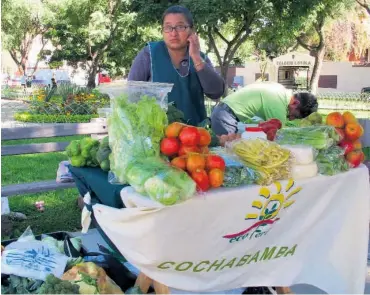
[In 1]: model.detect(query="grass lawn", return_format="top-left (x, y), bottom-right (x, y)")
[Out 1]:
top-left (1, 136), bottom-right (86, 240)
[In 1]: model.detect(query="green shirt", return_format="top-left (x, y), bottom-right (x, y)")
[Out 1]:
top-left (223, 82), bottom-right (292, 125)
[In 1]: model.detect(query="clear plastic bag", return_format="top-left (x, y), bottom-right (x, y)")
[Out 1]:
top-left (106, 82), bottom-right (196, 204)
top-left (316, 146), bottom-right (350, 176)
top-left (280, 145), bottom-right (318, 165)
top-left (108, 93), bottom-right (169, 184)
top-left (125, 158), bottom-right (196, 205)
top-left (98, 80), bottom-right (173, 110)
top-left (211, 147), bottom-right (258, 187)
top-left (276, 126), bottom-right (340, 150)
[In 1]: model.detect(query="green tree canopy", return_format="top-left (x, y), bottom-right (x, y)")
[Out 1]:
top-left (1, 0), bottom-right (50, 75)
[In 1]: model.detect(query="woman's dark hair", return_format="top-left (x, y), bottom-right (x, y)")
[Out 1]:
top-left (162, 5), bottom-right (194, 28)
top-left (293, 92), bottom-right (318, 118)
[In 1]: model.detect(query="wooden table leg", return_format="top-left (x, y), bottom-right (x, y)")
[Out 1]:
top-left (135, 272), bottom-right (153, 294)
top-left (276, 287), bottom-right (293, 294)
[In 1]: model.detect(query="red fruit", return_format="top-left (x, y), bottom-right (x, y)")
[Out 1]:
top-left (179, 127), bottom-right (200, 146)
top-left (197, 127), bottom-right (212, 146)
top-left (339, 140), bottom-right (355, 155)
top-left (345, 122), bottom-right (363, 141)
top-left (191, 169), bottom-right (210, 192)
top-left (342, 111), bottom-right (357, 125)
top-left (171, 157), bottom-right (187, 170)
top-left (178, 145), bottom-right (200, 156)
top-left (165, 122), bottom-right (185, 138)
top-left (208, 168), bottom-right (224, 188)
top-left (335, 128), bottom-right (345, 143)
top-left (206, 155), bottom-right (226, 171)
top-left (346, 150), bottom-right (365, 168)
top-left (326, 112), bottom-right (344, 128)
top-left (199, 146), bottom-right (210, 154)
top-left (160, 138), bottom-right (180, 156)
top-left (186, 153), bottom-right (206, 173)
top-left (353, 140), bottom-right (362, 151)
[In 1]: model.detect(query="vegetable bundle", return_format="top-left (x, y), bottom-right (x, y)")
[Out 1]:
top-left (316, 146), bottom-right (350, 175)
top-left (276, 126), bottom-right (340, 150)
top-left (230, 139), bottom-right (291, 185)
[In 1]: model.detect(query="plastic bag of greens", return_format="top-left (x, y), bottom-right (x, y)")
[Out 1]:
top-left (108, 92), bottom-right (169, 184)
top-left (125, 157), bottom-right (196, 205)
top-left (316, 146), bottom-right (350, 176)
top-left (276, 126), bottom-right (340, 150)
top-left (211, 147), bottom-right (258, 187)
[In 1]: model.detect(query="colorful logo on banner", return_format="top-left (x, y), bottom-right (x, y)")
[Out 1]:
top-left (223, 179), bottom-right (302, 243)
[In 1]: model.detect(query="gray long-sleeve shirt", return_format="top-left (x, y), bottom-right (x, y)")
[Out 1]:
top-left (128, 46), bottom-right (225, 100)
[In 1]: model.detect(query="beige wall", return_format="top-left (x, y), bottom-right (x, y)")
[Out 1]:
top-left (231, 61), bottom-right (370, 92)
top-left (319, 62), bottom-right (370, 92)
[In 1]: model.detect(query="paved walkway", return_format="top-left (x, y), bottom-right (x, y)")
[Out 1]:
top-left (1, 99), bottom-right (56, 128)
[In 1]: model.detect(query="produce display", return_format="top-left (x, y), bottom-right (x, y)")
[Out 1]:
top-left (108, 94), bottom-right (195, 205)
top-left (159, 122), bottom-right (225, 192)
top-left (67, 81), bottom-right (366, 204)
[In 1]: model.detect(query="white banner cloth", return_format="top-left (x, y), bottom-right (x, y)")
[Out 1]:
top-left (93, 166), bottom-right (370, 293)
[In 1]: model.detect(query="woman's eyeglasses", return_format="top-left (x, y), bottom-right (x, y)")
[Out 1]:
top-left (163, 25), bottom-right (190, 33)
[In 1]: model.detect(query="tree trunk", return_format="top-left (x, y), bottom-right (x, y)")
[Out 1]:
top-left (220, 62), bottom-right (231, 97)
top-left (87, 60), bottom-right (99, 88)
top-left (309, 47), bottom-right (325, 95)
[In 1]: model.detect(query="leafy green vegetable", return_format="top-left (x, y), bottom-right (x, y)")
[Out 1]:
top-left (70, 156), bottom-right (86, 167)
top-left (316, 146), bottom-right (349, 175)
top-left (38, 274), bottom-right (79, 294)
top-left (166, 104), bottom-right (186, 124)
top-left (65, 141), bottom-right (80, 157)
top-left (276, 126), bottom-right (339, 150)
top-left (1, 275), bottom-right (43, 294)
top-left (108, 95), bottom-right (196, 205)
top-left (108, 95), bottom-right (168, 184)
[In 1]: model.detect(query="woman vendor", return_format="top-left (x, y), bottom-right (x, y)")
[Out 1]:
top-left (128, 5), bottom-right (225, 126)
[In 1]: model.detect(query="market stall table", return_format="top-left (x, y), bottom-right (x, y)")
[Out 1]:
top-left (91, 165), bottom-right (370, 294)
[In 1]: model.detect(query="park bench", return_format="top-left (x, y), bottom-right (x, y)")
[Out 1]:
top-left (1, 119), bottom-right (108, 197)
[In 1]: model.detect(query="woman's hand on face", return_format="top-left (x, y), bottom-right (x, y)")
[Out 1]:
top-left (187, 33), bottom-right (202, 64)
